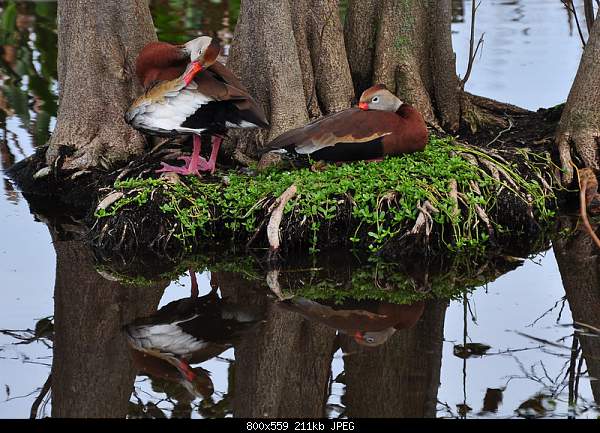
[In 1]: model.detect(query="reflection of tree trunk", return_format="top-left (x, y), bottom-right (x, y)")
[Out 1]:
top-left (341, 300), bottom-right (447, 417)
top-left (50, 232), bottom-right (166, 418)
top-left (553, 222), bottom-right (600, 404)
top-left (212, 271), bottom-right (337, 417)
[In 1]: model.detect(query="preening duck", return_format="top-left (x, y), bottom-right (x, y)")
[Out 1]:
top-left (262, 84), bottom-right (428, 163)
top-left (126, 36), bottom-right (269, 175)
top-left (125, 282), bottom-right (264, 384)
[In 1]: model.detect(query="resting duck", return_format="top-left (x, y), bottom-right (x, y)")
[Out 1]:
top-left (126, 36), bottom-right (269, 175)
top-left (262, 84), bottom-right (427, 163)
top-left (277, 297), bottom-right (425, 347)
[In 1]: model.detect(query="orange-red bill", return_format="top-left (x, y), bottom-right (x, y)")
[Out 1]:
top-left (183, 61), bottom-right (203, 86)
top-left (358, 102), bottom-right (369, 110)
top-left (175, 359), bottom-right (197, 382)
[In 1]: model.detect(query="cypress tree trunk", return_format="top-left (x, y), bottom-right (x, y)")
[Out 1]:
top-left (553, 221), bottom-right (600, 404)
top-left (344, 0), bottom-right (461, 130)
top-left (225, 0), bottom-right (354, 160)
top-left (45, 0), bottom-right (156, 172)
top-left (555, 9), bottom-right (600, 184)
top-left (50, 234), bottom-right (166, 417)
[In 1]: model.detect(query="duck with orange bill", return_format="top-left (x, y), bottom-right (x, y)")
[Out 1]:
top-left (261, 84), bottom-right (428, 164)
top-left (126, 36), bottom-right (269, 175)
top-left (125, 283), bottom-right (265, 398)
top-left (275, 297), bottom-right (425, 347)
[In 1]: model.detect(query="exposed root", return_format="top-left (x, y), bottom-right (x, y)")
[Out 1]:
top-left (556, 128), bottom-right (600, 186)
top-left (410, 200), bottom-right (439, 238)
top-left (577, 167), bottom-right (600, 249)
top-left (267, 184), bottom-right (298, 256)
top-left (449, 179), bottom-right (459, 220)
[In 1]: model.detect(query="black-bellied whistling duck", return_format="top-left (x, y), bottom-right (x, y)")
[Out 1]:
top-left (125, 280), bottom-right (264, 388)
top-left (276, 297), bottom-right (425, 347)
top-left (126, 36), bottom-right (269, 175)
top-left (131, 349), bottom-right (214, 399)
top-left (262, 84), bottom-right (427, 163)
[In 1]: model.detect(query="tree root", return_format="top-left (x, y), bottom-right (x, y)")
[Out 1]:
top-left (557, 128), bottom-right (600, 185)
top-left (577, 167), bottom-right (600, 249)
top-left (267, 184), bottom-right (298, 258)
top-left (410, 200), bottom-right (439, 238)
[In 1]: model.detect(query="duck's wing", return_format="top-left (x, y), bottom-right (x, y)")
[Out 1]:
top-left (190, 62), bottom-right (269, 129)
top-left (264, 109), bottom-right (401, 161)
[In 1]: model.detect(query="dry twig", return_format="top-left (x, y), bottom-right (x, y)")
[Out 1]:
top-left (461, 0), bottom-right (485, 88)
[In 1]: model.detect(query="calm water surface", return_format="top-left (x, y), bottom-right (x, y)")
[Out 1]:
top-left (0, 0), bottom-right (599, 419)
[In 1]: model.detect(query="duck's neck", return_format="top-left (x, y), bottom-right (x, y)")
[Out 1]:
top-left (395, 103), bottom-right (419, 118)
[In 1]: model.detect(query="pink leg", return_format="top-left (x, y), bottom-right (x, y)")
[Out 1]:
top-left (190, 269), bottom-right (199, 298)
top-left (197, 136), bottom-right (222, 174)
top-left (156, 135), bottom-right (206, 176)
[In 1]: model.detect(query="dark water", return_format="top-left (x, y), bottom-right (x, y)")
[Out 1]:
top-left (0, 0), bottom-right (599, 419)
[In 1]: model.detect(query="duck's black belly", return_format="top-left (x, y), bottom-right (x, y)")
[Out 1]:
top-left (299, 138), bottom-right (384, 162)
top-left (181, 101), bottom-right (247, 135)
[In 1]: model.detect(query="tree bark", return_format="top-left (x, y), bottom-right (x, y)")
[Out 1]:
top-left (50, 233), bottom-right (166, 417)
top-left (556, 8), bottom-right (600, 184)
top-left (46, 0), bottom-right (156, 171)
top-left (226, 0), bottom-right (354, 160)
top-left (212, 271), bottom-right (337, 417)
top-left (553, 220), bottom-right (600, 404)
top-left (340, 300), bottom-right (447, 417)
top-left (345, 0), bottom-right (461, 130)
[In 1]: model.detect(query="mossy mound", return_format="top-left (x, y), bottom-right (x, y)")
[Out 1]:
top-left (92, 135), bottom-right (559, 257)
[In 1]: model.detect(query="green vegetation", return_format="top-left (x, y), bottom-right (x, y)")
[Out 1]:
top-left (95, 135), bottom-right (557, 254)
top-left (97, 247), bottom-right (531, 309)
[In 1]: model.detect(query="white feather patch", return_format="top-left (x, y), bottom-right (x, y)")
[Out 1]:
top-left (128, 89), bottom-right (213, 135)
top-left (126, 322), bottom-right (207, 356)
top-left (225, 120), bottom-right (260, 128)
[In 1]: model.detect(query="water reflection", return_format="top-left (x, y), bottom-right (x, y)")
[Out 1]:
top-left (98, 247), bottom-right (582, 419)
top-left (48, 227), bottom-right (167, 418)
top-left (554, 218), bottom-right (600, 409)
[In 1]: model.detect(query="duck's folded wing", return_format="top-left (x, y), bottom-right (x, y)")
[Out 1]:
top-left (265, 109), bottom-right (395, 156)
top-left (193, 63), bottom-right (269, 128)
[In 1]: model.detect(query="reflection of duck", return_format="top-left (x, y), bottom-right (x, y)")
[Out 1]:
top-left (131, 348), bottom-right (214, 399)
top-left (125, 273), bottom-right (264, 397)
top-left (277, 297), bottom-right (425, 347)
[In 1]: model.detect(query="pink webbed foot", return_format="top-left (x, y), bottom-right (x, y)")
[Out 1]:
top-left (156, 135), bottom-right (204, 177)
top-left (156, 161), bottom-right (201, 176)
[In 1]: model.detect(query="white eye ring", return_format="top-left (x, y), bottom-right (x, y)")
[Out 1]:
top-left (372, 96), bottom-right (379, 103)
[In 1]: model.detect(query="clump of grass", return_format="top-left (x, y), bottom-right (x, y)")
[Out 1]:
top-left (94, 135), bottom-right (557, 254)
